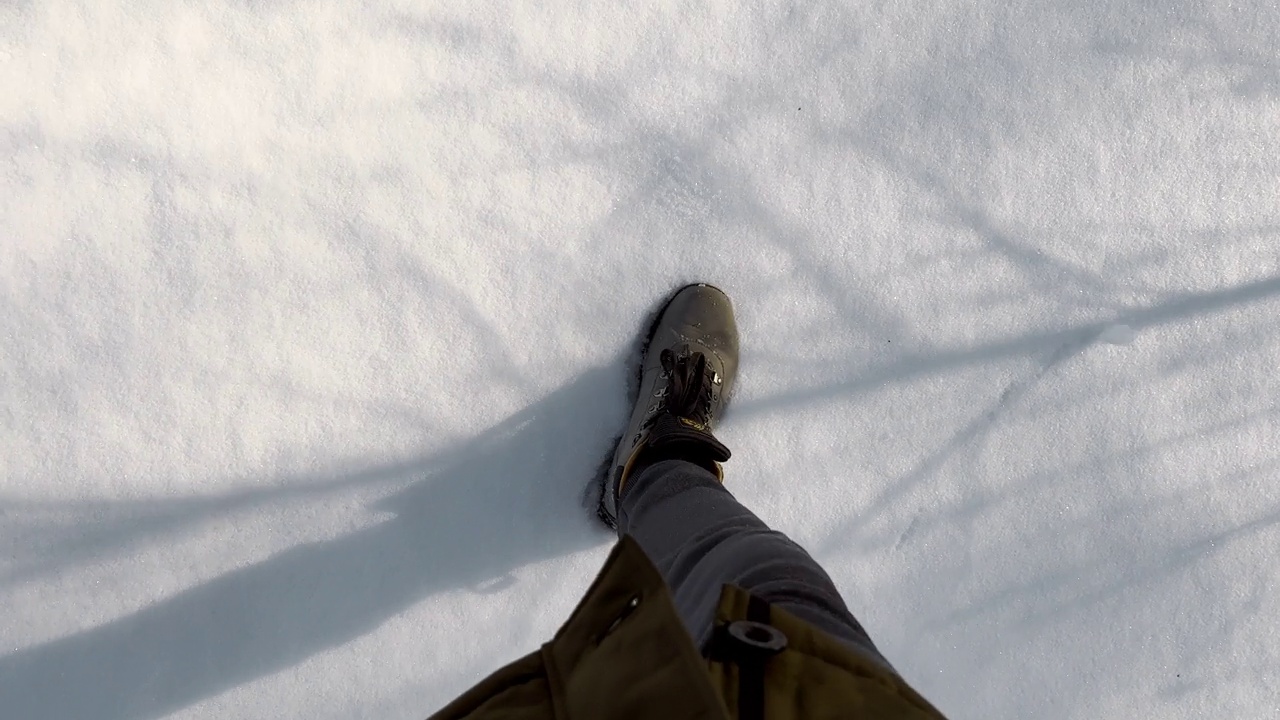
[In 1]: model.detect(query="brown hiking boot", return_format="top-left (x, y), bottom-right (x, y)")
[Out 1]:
top-left (596, 283), bottom-right (739, 528)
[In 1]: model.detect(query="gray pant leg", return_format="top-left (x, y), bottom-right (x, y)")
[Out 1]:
top-left (616, 459), bottom-right (892, 669)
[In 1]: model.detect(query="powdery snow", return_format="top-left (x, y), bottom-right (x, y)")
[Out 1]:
top-left (3, 1), bottom-right (1279, 718)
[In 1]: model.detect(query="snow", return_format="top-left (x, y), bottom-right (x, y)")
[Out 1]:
top-left (1099, 323), bottom-right (1136, 345)
top-left (2, 0), bottom-right (1279, 718)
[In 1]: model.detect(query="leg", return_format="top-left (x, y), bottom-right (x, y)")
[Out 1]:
top-left (617, 458), bottom-right (893, 670)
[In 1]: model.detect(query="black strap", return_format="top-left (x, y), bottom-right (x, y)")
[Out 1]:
top-left (738, 595), bottom-right (771, 720)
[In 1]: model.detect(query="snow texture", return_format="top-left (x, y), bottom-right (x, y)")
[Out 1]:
top-left (1099, 323), bottom-right (1137, 345)
top-left (3, 1), bottom-right (1279, 718)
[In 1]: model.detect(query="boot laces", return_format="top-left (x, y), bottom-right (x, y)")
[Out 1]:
top-left (655, 344), bottom-right (716, 426)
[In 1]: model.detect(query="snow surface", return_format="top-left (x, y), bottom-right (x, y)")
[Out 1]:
top-left (3, 1), bottom-right (1279, 718)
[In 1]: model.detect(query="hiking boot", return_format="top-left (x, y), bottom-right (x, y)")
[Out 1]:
top-left (596, 283), bottom-right (739, 528)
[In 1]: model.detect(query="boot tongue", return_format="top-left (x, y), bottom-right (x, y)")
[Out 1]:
top-left (661, 346), bottom-right (714, 426)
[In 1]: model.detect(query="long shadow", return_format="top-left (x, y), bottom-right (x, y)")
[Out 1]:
top-left (737, 273), bottom-right (1280, 417)
top-left (0, 365), bottom-right (623, 720)
top-left (931, 502), bottom-right (1280, 634)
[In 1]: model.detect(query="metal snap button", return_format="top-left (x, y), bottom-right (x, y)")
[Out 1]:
top-left (726, 620), bottom-right (788, 656)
